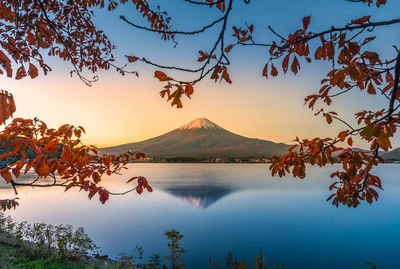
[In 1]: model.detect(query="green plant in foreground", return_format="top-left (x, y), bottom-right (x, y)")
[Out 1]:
top-left (1, 213), bottom-right (384, 269)
top-left (164, 229), bottom-right (185, 269)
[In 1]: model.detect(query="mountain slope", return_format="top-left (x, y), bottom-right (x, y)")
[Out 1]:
top-left (382, 147), bottom-right (400, 162)
top-left (100, 118), bottom-right (290, 159)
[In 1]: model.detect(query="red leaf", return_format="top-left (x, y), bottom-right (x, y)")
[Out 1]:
top-left (185, 83), bottom-right (194, 97)
top-left (127, 56), bottom-right (139, 62)
top-left (367, 83), bottom-right (376, 95)
top-left (0, 169), bottom-right (12, 184)
top-left (338, 131), bottom-right (349, 142)
top-left (282, 54), bottom-right (290, 73)
top-left (302, 16), bottom-right (311, 30)
top-left (16, 65), bottom-right (26, 80)
top-left (92, 172), bottom-right (100, 183)
top-left (347, 137), bottom-right (353, 147)
top-left (224, 44), bottom-right (234, 53)
top-left (127, 176), bottom-right (138, 183)
top-left (222, 69), bottom-right (232, 84)
top-left (197, 51), bottom-right (209, 62)
top-left (376, 0), bottom-right (386, 7)
top-left (154, 71), bottom-right (172, 81)
top-left (28, 63), bottom-right (38, 79)
top-left (270, 64), bottom-right (278, 77)
top-left (351, 16), bottom-right (371, 25)
top-left (136, 185), bottom-right (143, 194)
top-left (291, 56), bottom-right (300, 74)
top-left (262, 63), bottom-right (268, 78)
top-left (89, 188), bottom-right (98, 199)
top-left (247, 24), bottom-right (254, 34)
top-left (103, 154), bottom-right (110, 169)
top-left (65, 182), bottom-right (75, 192)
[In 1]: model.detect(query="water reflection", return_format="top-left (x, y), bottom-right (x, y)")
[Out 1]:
top-left (1, 164), bottom-right (400, 269)
top-left (163, 184), bottom-right (235, 209)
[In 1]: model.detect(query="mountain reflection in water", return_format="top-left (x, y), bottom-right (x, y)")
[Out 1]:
top-left (163, 184), bottom-right (235, 209)
top-left (1, 164), bottom-right (400, 269)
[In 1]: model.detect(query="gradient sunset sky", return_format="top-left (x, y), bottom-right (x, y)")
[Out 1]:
top-left (1, 0), bottom-right (400, 147)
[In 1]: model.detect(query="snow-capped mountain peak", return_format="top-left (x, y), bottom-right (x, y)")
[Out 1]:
top-left (178, 118), bottom-right (223, 130)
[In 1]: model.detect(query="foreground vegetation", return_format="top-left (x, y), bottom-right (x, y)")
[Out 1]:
top-left (0, 213), bottom-right (284, 269)
top-left (0, 213), bottom-right (385, 268)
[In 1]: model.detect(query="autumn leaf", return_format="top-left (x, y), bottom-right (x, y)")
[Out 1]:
top-left (376, 0), bottom-right (387, 7)
top-left (16, 65), bottom-right (27, 80)
top-left (282, 54), bottom-right (290, 73)
top-left (350, 16), bottom-right (371, 25)
top-left (338, 131), bottom-right (349, 142)
top-left (89, 188), bottom-right (98, 199)
top-left (154, 71), bottom-right (172, 81)
top-left (136, 185), bottom-right (143, 194)
top-left (197, 51), bottom-right (210, 62)
top-left (171, 88), bottom-right (183, 108)
top-left (247, 24), bottom-right (254, 33)
top-left (28, 64), bottom-right (38, 79)
top-left (347, 137), bottom-right (353, 147)
top-left (185, 83), bottom-right (194, 97)
top-left (127, 176), bottom-right (138, 183)
top-left (127, 56), bottom-right (139, 62)
top-left (262, 63), bottom-right (268, 78)
top-left (0, 168), bottom-right (12, 184)
top-left (270, 64), bottom-right (278, 77)
top-left (291, 56), bottom-right (300, 74)
top-left (224, 44), bottom-right (234, 53)
top-left (302, 16), bottom-right (311, 30)
top-left (325, 114), bottom-right (333, 124)
top-left (222, 69), bottom-right (232, 84)
top-left (367, 83), bottom-right (376, 95)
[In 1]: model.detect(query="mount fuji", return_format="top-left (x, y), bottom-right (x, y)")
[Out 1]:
top-left (100, 118), bottom-right (291, 159)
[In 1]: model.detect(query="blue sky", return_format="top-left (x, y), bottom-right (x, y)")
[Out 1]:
top-left (2, 0), bottom-right (400, 147)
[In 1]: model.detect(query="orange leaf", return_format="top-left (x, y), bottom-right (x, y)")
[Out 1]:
top-left (291, 56), bottom-right (300, 74)
top-left (282, 54), bottom-right (290, 73)
top-left (65, 182), bottom-right (75, 192)
top-left (351, 16), bottom-right (371, 25)
top-left (262, 63), bottom-right (268, 78)
top-left (185, 83), bottom-right (194, 97)
top-left (127, 176), bottom-right (138, 183)
top-left (376, 0), bottom-right (387, 7)
top-left (224, 44), bottom-right (234, 53)
top-left (154, 71), bottom-right (172, 81)
top-left (136, 185), bottom-right (143, 194)
top-left (171, 88), bottom-right (183, 108)
top-left (367, 83), bottom-right (376, 95)
top-left (127, 56), bottom-right (139, 62)
top-left (16, 65), bottom-right (26, 80)
top-left (347, 137), bottom-right (353, 147)
top-left (270, 64), bottom-right (278, 77)
top-left (28, 63), bottom-right (38, 79)
top-left (103, 154), bottom-right (110, 169)
top-left (222, 69), bottom-right (232, 84)
top-left (302, 16), bottom-right (311, 30)
top-left (338, 131), bottom-right (349, 142)
top-left (197, 51), bottom-right (209, 62)
top-left (0, 168), bottom-right (12, 184)
top-left (37, 163), bottom-right (50, 177)
top-left (325, 114), bottom-right (333, 124)
top-left (89, 188), bottom-right (98, 199)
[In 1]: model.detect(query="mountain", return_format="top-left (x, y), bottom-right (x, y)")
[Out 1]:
top-left (100, 118), bottom-right (291, 159)
top-left (382, 147), bottom-right (400, 162)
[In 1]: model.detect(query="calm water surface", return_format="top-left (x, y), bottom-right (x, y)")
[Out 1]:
top-left (1, 164), bottom-right (400, 268)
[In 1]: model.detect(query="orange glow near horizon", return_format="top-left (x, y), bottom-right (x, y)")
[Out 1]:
top-left (1, 64), bottom-right (368, 149)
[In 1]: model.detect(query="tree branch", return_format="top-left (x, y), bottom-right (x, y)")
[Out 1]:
top-left (387, 51), bottom-right (400, 116)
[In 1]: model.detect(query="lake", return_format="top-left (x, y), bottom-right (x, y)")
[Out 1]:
top-left (1, 163), bottom-right (400, 268)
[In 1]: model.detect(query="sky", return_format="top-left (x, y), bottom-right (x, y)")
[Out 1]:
top-left (1, 0), bottom-right (400, 148)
